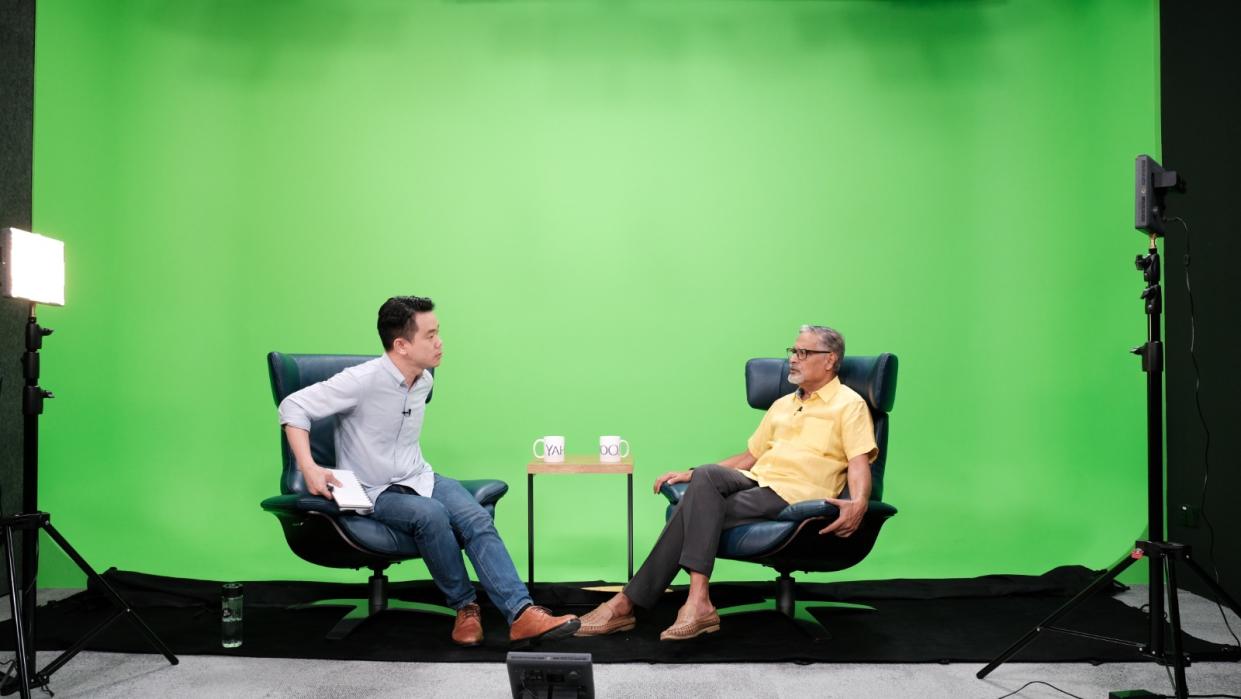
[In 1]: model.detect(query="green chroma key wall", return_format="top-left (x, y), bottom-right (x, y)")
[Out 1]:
top-left (30, 0), bottom-right (1160, 587)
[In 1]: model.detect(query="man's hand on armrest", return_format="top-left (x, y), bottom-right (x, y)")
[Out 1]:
top-left (651, 449), bottom-right (756, 495)
top-left (818, 497), bottom-right (868, 537)
top-left (652, 470), bottom-right (692, 494)
top-left (818, 452), bottom-right (873, 537)
top-left (301, 463), bottom-right (343, 500)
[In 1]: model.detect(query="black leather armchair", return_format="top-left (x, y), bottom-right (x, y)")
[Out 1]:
top-left (261, 352), bottom-right (510, 640)
top-left (660, 353), bottom-right (898, 640)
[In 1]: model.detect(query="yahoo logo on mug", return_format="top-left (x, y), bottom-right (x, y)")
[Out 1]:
top-left (599, 436), bottom-right (630, 463)
top-left (533, 436), bottom-right (565, 463)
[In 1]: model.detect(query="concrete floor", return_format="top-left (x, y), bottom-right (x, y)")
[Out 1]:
top-left (4, 586), bottom-right (1239, 698)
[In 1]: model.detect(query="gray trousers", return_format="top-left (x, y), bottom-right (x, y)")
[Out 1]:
top-left (623, 464), bottom-right (788, 609)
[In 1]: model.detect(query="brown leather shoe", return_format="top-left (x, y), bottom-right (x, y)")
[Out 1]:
top-left (659, 608), bottom-right (720, 641)
top-left (574, 602), bottom-right (636, 637)
top-left (452, 603), bottom-right (484, 647)
top-left (509, 605), bottom-right (580, 646)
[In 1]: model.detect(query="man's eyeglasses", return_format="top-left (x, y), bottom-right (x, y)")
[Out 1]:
top-left (786, 347), bottom-right (834, 361)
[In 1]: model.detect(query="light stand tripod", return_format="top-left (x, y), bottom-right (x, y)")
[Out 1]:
top-left (1, 307), bottom-right (178, 698)
top-left (976, 235), bottom-right (1241, 698)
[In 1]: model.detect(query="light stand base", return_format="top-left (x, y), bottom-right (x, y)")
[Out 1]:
top-left (1, 512), bottom-right (178, 699)
top-left (977, 540), bottom-right (1241, 699)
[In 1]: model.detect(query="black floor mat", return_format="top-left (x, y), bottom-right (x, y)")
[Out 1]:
top-left (3, 566), bottom-right (1237, 664)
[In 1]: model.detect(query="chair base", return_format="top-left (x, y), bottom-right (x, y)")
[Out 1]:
top-left (294, 598), bottom-right (457, 640)
top-left (718, 601), bottom-right (874, 642)
top-left (292, 569), bottom-right (456, 641)
top-left (717, 572), bottom-right (875, 642)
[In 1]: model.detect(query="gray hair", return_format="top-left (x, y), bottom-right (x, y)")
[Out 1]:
top-left (800, 324), bottom-right (845, 368)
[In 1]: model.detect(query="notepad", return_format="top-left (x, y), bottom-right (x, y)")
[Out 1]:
top-left (327, 469), bottom-right (374, 514)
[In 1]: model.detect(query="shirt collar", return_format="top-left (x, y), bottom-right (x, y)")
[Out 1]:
top-left (796, 376), bottom-right (842, 404)
top-left (379, 352), bottom-right (413, 388)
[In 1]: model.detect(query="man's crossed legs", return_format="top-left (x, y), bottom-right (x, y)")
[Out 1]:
top-left (576, 464), bottom-right (787, 640)
top-left (372, 474), bottom-right (579, 646)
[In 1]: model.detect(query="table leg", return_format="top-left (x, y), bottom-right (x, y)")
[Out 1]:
top-left (528, 473), bottom-right (535, 586)
top-left (627, 473), bottom-right (633, 580)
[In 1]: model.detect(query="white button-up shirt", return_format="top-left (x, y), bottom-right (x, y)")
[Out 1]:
top-left (277, 353), bottom-right (435, 501)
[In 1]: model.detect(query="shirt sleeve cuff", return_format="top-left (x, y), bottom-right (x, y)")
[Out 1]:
top-left (843, 446), bottom-right (883, 461)
top-left (278, 404), bottom-right (312, 432)
top-left (847, 446), bottom-right (879, 464)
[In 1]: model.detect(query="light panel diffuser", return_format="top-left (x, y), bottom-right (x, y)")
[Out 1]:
top-left (2, 227), bottom-right (65, 306)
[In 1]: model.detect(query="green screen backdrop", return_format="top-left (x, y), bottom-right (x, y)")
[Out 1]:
top-left (30, 0), bottom-right (1160, 589)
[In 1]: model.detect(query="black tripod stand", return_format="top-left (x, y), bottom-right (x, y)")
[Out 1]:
top-left (2, 309), bottom-right (178, 699)
top-left (976, 236), bottom-right (1241, 699)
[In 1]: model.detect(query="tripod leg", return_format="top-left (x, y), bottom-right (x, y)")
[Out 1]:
top-left (39, 523), bottom-right (178, 665)
top-left (1164, 557), bottom-right (1189, 699)
top-left (977, 551), bottom-right (1139, 679)
top-left (3, 526), bottom-right (33, 699)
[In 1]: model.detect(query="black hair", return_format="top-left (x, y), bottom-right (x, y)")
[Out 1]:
top-left (377, 296), bottom-right (435, 350)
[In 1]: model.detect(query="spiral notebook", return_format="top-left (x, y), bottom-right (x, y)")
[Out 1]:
top-left (327, 469), bottom-right (374, 514)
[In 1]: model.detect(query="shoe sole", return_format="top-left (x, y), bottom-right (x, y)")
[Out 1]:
top-left (574, 620), bottom-right (636, 637)
top-left (510, 618), bottom-right (583, 648)
top-left (660, 624), bottom-right (720, 641)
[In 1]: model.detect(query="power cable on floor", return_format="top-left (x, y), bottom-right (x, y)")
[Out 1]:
top-left (992, 680), bottom-right (1085, 699)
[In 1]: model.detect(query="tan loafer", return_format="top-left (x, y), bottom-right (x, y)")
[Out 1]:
top-left (574, 602), bottom-right (637, 637)
top-left (659, 610), bottom-right (720, 641)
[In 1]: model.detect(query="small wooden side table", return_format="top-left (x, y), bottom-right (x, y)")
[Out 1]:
top-left (526, 455), bottom-right (633, 585)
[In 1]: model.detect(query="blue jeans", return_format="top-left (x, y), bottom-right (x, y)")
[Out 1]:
top-left (371, 474), bottom-right (532, 624)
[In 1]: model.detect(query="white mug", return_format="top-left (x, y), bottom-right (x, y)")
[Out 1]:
top-left (599, 435), bottom-right (630, 463)
top-left (533, 436), bottom-right (566, 463)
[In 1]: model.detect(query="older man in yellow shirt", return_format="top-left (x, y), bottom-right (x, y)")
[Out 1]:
top-left (576, 325), bottom-right (878, 641)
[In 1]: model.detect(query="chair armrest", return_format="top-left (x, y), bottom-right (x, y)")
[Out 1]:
top-left (458, 479), bottom-right (509, 507)
top-left (261, 494), bottom-right (341, 516)
top-left (776, 499), bottom-right (897, 522)
top-left (660, 482), bottom-right (689, 505)
top-left (262, 478), bottom-right (509, 515)
top-left (663, 483), bottom-right (897, 523)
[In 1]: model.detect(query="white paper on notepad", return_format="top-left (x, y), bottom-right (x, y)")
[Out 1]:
top-left (327, 469), bottom-right (374, 513)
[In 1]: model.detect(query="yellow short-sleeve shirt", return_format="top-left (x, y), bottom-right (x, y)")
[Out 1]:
top-left (742, 377), bottom-right (878, 505)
